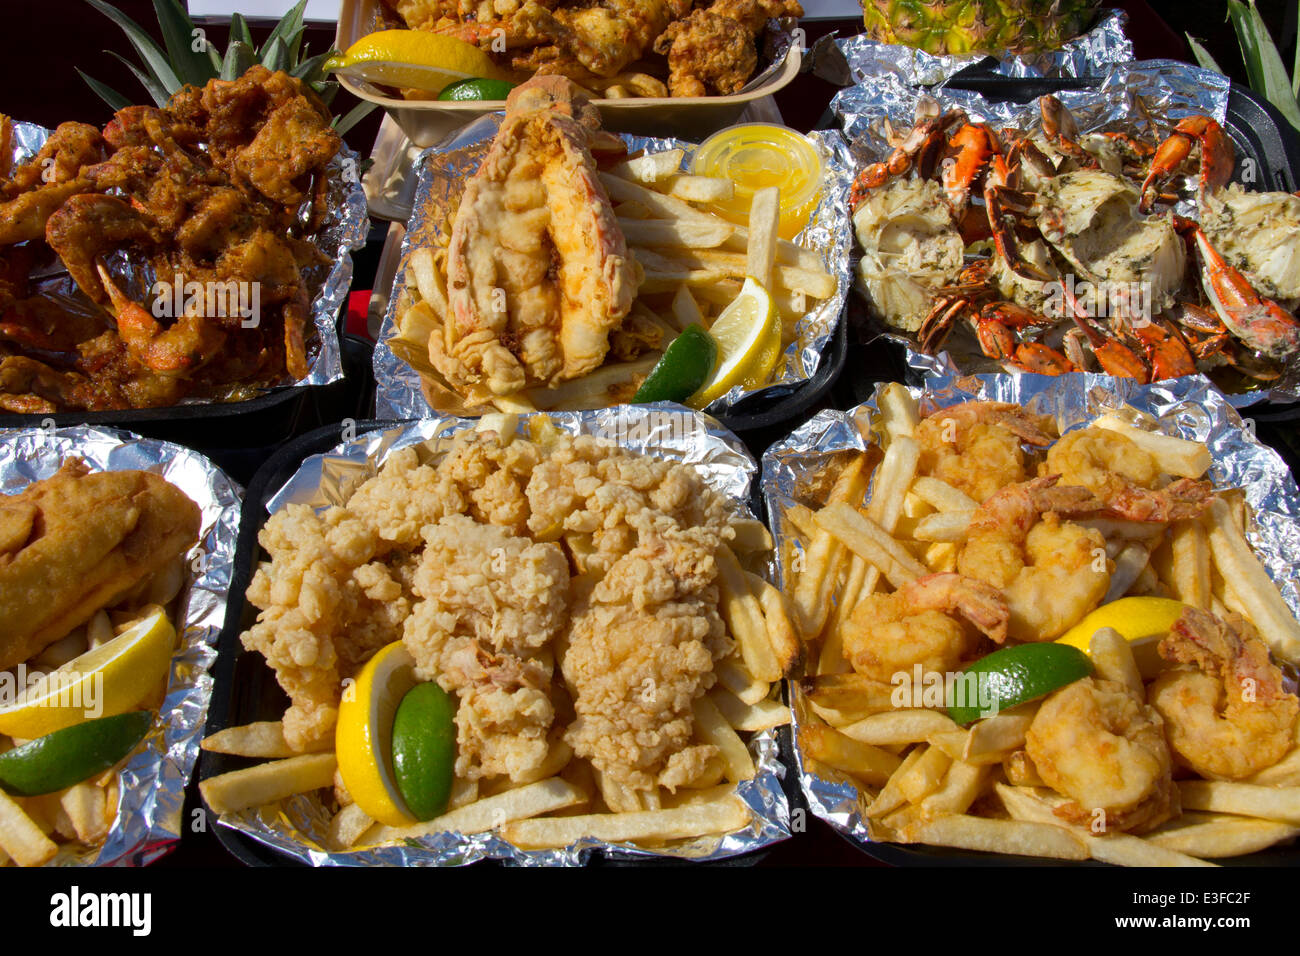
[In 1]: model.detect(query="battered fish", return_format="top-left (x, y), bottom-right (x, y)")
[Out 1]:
top-left (0, 459), bottom-right (201, 669)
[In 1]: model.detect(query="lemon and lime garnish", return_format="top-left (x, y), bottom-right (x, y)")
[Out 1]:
top-left (0, 605), bottom-right (174, 801)
top-left (325, 30), bottom-right (513, 97)
top-left (635, 278), bottom-right (782, 409)
top-left (335, 641), bottom-right (456, 827)
top-left (947, 597), bottom-right (1191, 725)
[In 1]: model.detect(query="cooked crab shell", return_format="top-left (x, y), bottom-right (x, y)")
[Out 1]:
top-left (1200, 183), bottom-right (1300, 303)
top-left (1034, 170), bottom-right (1186, 317)
top-left (853, 178), bottom-right (964, 333)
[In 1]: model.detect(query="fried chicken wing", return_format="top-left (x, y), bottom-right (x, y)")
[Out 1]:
top-left (654, 0), bottom-right (801, 96)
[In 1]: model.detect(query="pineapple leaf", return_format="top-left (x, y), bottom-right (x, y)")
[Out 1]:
top-left (1228, 0), bottom-right (1300, 132)
top-left (105, 49), bottom-right (171, 107)
top-left (312, 78), bottom-right (339, 107)
top-left (262, 35), bottom-right (290, 72)
top-left (205, 41), bottom-right (223, 74)
top-left (85, 0), bottom-right (182, 97)
top-left (77, 69), bottom-right (134, 112)
top-left (221, 41), bottom-right (257, 82)
top-left (332, 100), bottom-right (378, 137)
top-left (1186, 35), bottom-right (1225, 75)
top-left (1294, 0), bottom-right (1299, 100)
top-left (151, 0), bottom-right (214, 87)
top-left (229, 12), bottom-right (255, 50)
top-left (292, 51), bottom-right (333, 83)
top-left (262, 0), bottom-right (308, 59)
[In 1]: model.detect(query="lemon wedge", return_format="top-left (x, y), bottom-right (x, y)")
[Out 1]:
top-left (1056, 596), bottom-right (1188, 680)
top-left (335, 640), bottom-right (418, 827)
top-left (0, 606), bottom-right (174, 739)
top-left (687, 277), bottom-right (781, 409)
top-left (324, 30), bottom-right (505, 94)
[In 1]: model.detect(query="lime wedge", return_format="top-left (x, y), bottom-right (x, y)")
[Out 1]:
top-left (948, 643), bottom-right (1093, 726)
top-left (391, 682), bottom-right (457, 821)
top-left (0, 711), bottom-right (151, 796)
top-left (438, 78), bottom-right (516, 101)
top-left (335, 641), bottom-right (417, 826)
top-left (633, 324), bottom-right (717, 404)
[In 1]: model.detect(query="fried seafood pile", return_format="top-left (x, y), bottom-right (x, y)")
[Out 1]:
top-left (851, 94), bottom-right (1300, 387)
top-left (242, 423), bottom-right (774, 812)
top-left (791, 391), bottom-right (1300, 863)
top-left (379, 0), bottom-right (802, 97)
top-left (0, 67), bottom-right (341, 412)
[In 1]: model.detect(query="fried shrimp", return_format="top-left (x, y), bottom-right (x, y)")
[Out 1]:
top-left (956, 476), bottom-right (1109, 641)
top-left (915, 401), bottom-right (1058, 503)
top-left (1026, 676), bottom-right (1176, 834)
top-left (1148, 607), bottom-right (1299, 780)
top-left (1044, 427), bottom-right (1214, 523)
top-left (842, 572), bottom-right (1008, 682)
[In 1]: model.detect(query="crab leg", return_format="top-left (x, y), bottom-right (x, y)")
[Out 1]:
top-left (1139, 115), bottom-right (1235, 212)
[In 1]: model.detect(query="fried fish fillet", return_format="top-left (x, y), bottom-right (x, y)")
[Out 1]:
top-left (0, 459), bottom-right (201, 669)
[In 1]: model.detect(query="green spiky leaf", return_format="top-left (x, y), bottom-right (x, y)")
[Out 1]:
top-left (262, 0), bottom-right (307, 60)
top-left (229, 12), bottom-right (255, 49)
top-left (105, 49), bottom-right (170, 107)
top-left (1186, 34), bottom-right (1226, 75)
top-left (1227, 0), bottom-right (1300, 131)
top-left (221, 41), bottom-right (257, 82)
top-left (85, 0), bottom-right (182, 97)
top-left (332, 100), bottom-right (377, 136)
top-left (261, 35), bottom-right (290, 72)
top-left (291, 50), bottom-right (332, 83)
top-left (151, 0), bottom-right (214, 87)
top-left (77, 69), bottom-right (134, 112)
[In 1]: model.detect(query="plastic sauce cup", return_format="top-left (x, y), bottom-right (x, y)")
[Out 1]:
top-left (690, 124), bottom-right (823, 240)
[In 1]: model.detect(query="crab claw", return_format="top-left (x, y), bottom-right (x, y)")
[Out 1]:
top-left (1193, 229), bottom-right (1300, 361)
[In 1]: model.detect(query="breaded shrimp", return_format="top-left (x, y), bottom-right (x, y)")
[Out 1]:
top-left (1026, 676), bottom-right (1176, 834)
top-left (957, 476), bottom-right (1109, 641)
top-left (842, 572), bottom-right (1008, 682)
top-left (1148, 607), bottom-right (1299, 780)
top-left (1045, 427), bottom-right (1214, 523)
top-left (915, 401), bottom-right (1057, 503)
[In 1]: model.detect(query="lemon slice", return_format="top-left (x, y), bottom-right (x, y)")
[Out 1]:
top-left (0, 606), bottom-right (174, 739)
top-left (335, 640), bottom-right (418, 827)
top-left (324, 30), bottom-right (504, 94)
top-left (687, 277), bottom-right (781, 409)
top-left (1056, 596), bottom-right (1188, 680)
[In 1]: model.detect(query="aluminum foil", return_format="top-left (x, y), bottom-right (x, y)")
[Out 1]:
top-left (373, 123), bottom-right (853, 419)
top-left (761, 372), bottom-right (1300, 860)
top-left (831, 61), bottom-right (1300, 405)
top-left (816, 8), bottom-right (1131, 88)
top-left (217, 403), bottom-right (791, 866)
top-left (6, 120), bottom-right (368, 391)
top-left (0, 425), bottom-right (242, 866)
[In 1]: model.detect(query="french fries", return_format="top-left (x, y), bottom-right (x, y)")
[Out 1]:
top-left (786, 385), bottom-right (1300, 867)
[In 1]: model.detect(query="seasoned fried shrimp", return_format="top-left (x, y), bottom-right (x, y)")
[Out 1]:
top-left (957, 476), bottom-right (1109, 641)
top-left (842, 572), bottom-right (1008, 682)
top-left (1148, 607), bottom-right (1299, 780)
top-left (915, 401), bottom-right (1057, 502)
top-left (1045, 427), bottom-right (1214, 523)
top-left (1026, 676), bottom-right (1176, 834)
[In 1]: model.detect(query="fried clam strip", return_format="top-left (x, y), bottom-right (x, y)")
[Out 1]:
top-left (229, 423), bottom-right (793, 852)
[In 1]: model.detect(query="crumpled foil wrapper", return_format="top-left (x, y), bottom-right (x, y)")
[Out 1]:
top-left (0, 425), bottom-right (242, 866)
top-left (832, 61), bottom-right (1300, 406)
top-left (7, 121), bottom-right (368, 391)
top-left (814, 8), bottom-right (1130, 88)
top-left (373, 121), bottom-right (852, 418)
top-left (761, 372), bottom-right (1300, 860)
top-left (218, 403), bottom-right (791, 865)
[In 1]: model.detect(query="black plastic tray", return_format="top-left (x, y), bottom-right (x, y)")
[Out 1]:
top-left (201, 418), bottom-right (784, 867)
top-left (716, 309), bottom-right (848, 456)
